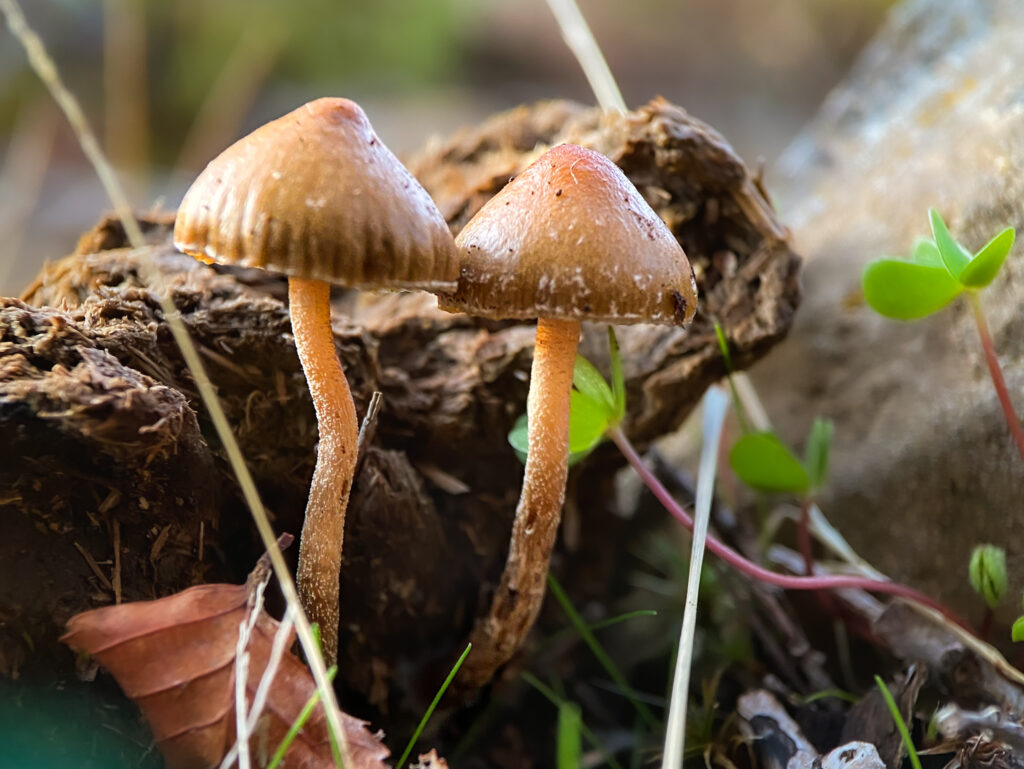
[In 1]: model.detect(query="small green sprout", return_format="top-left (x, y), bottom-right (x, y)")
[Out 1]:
top-left (509, 327), bottom-right (626, 464)
top-left (968, 544), bottom-right (1007, 610)
top-left (863, 209), bottom-right (1024, 464)
top-left (1013, 608), bottom-right (1024, 643)
top-left (728, 418), bottom-right (834, 496)
top-left (862, 209), bottom-right (1014, 320)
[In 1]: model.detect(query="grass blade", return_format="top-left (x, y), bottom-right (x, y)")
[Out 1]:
top-left (266, 666), bottom-right (338, 769)
top-left (873, 675), bottom-right (922, 769)
top-left (557, 701), bottom-right (583, 769)
top-left (393, 644), bottom-right (472, 769)
top-left (521, 673), bottom-right (625, 769)
top-left (546, 573), bottom-right (658, 728)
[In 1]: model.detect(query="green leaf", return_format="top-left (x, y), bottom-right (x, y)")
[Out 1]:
top-left (910, 238), bottom-right (943, 268)
top-left (804, 418), bottom-right (834, 491)
top-left (960, 226), bottom-right (1015, 288)
top-left (929, 208), bottom-right (972, 278)
top-left (569, 390), bottom-right (610, 454)
top-left (729, 432), bottom-right (810, 494)
top-left (573, 354), bottom-right (614, 411)
top-left (608, 327), bottom-right (626, 421)
top-left (862, 258), bottom-right (963, 320)
top-left (968, 544), bottom-right (1007, 610)
top-left (1012, 616), bottom-right (1024, 643)
top-left (508, 414), bottom-right (529, 462)
top-left (556, 702), bottom-right (583, 769)
top-left (508, 400), bottom-right (607, 467)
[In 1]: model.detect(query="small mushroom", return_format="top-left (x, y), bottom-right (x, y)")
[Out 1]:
top-left (174, 97), bottom-right (457, 664)
top-left (438, 143), bottom-right (697, 687)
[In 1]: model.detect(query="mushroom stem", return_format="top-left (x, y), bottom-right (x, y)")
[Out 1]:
top-left (289, 276), bottom-right (358, 666)
top-left (462, 316), bottom-right (581, 688)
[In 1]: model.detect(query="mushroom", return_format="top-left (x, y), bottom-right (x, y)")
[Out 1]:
top-left (174, 97), bottom-right (457, 664)
top-left (438, 143), bottom-right (697, 687)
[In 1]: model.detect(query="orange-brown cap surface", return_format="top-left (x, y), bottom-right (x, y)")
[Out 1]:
top-left (438, 143), bottom-right (697, 324)
top-left (174, 98), bottom-right (457, 291)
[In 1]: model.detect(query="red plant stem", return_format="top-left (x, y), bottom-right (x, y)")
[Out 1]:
top-left (968, 291), bottom-right (1024, 464)
top-left (980, 607), bottom-right (994, 641)
top-left (608, 428), bottom-right (972, 631)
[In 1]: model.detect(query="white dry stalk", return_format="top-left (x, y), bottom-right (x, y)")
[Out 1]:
top-left (662, 386), bottom-right (730, 769)
top-left (0, 3), bottom-right (353, 765)
top-left (246, 607), bottom-right (296, 734)
top-left (544, 0), bottom-right (626, 113)
top-left (732, 372), bottom-right (771, 431)
top-left (224, 579), bottom-right (267, 769)
top-left (220, 585), bottom-right (298, 769)
top-left (233, 620), bottom-right (254, 769)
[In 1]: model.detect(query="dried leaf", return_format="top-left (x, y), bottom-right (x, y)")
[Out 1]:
top-left (61, 582), bottom-right (389, 769)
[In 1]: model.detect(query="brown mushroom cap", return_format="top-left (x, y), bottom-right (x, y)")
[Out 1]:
top-left (174, 97), bottom-right (458, 291)
top-left (437, 143), bottom-right (697, 324)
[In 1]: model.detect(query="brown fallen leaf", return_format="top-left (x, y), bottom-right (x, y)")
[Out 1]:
top-left (61, 578), bottom-right (389, 769)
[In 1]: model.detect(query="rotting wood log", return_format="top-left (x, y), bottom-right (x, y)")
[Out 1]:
top-left (1, 98), bottom-right (799, 718)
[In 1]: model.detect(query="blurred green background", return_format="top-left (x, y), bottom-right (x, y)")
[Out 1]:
top-left (0, 0), bottom-right (895, 295)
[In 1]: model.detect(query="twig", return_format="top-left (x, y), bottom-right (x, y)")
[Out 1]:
top-left (662, 386), bottom-right (729, 769)
top-left (968, 291), bottom-right (1024, 463)
top-left (73, 542), bottom-right (114, 592)
top-left (0, 3), bottom-right (352, 764)
top-left (355, 391), bottom-right (382, 476)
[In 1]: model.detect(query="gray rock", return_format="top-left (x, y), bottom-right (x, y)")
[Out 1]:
top-left (754, 0), bottom-right (1024, 622)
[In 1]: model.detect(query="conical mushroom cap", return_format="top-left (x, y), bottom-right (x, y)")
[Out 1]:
top-left (174, 98), bottom-right (458, 291)
top-left (438, 143), bottom-right (697, 324)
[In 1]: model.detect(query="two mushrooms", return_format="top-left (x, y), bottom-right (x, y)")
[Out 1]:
top-left (173, 98), bottom-right (697, 674)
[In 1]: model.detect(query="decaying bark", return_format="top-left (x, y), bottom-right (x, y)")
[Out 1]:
top-left (1, 98), bottom-right (799, 714)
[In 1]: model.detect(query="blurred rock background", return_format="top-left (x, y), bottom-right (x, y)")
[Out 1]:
top-left (0, 0), bottom-right (893, 295)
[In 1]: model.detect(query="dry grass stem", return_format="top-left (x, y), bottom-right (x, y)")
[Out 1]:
top-left (0, 2), bottom-right (352, 763)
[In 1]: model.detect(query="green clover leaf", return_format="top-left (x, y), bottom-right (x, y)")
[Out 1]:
top-left (929, 208), bottom-right (973, 279)
top-left (729, 432), bottom-right (810, 494)
top-left (509, 330), bottom-right (627, 465)
top-left (960, 226), bottom-right (1015, 288)
top-left (862, 258), bottom-right (963, 320)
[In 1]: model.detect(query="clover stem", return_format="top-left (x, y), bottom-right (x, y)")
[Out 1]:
top-left (968, 291), bottom-right (1024, 464)
top-left (289, 276), bottom-right (359, 666)
top-left (459, 317), bottom-right (581, 689)
top-left (798, 499), bottom-right (814, 575)
top-left (608, 427), bottom-right (972, 631)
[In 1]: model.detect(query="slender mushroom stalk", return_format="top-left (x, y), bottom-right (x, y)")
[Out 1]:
top-left (483, 317), bottom-right (580, 651)
top-left (174, 98), bottom-right (457, 665)
top-left (439, 143), bottom-right (698, 688)
top-left (288, 276), bottom-right (358, 662)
